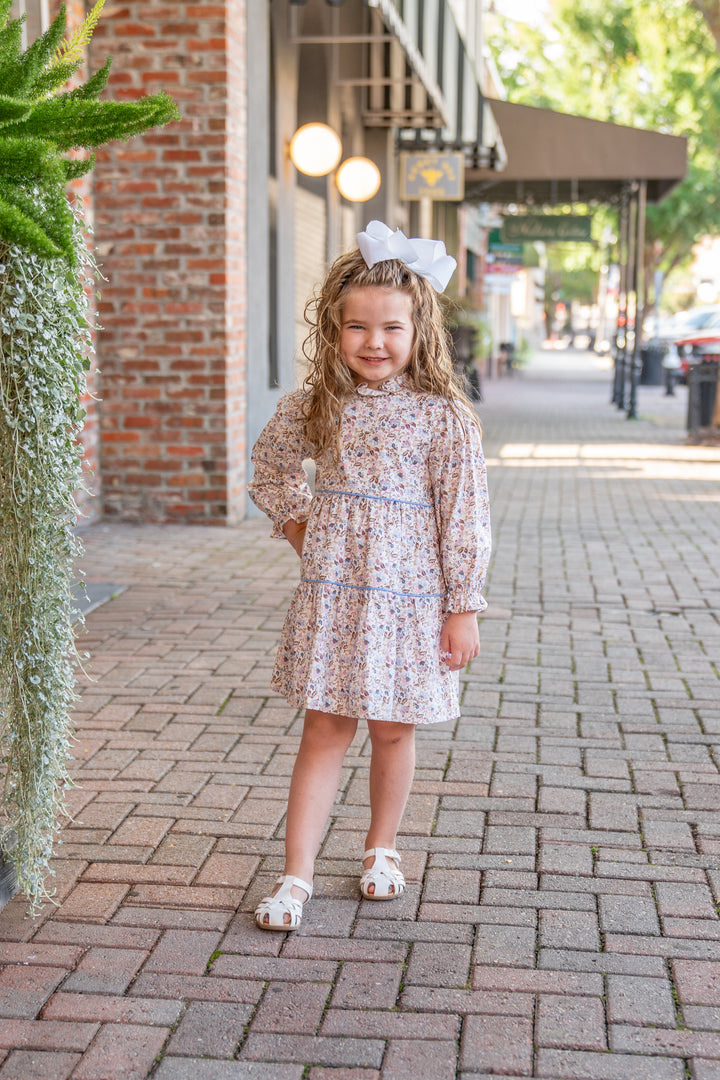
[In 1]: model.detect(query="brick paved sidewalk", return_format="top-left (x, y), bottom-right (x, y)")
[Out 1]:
top-left (1, 354), bottom-right (719, 1079)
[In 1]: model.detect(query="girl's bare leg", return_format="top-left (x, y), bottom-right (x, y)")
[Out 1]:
top-left (363, 720), bottom-right (416, 887)
top-left (280, 708), bottom-right (358, 904)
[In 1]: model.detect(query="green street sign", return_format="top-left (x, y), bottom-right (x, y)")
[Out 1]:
top-left (488, 229), bottom-right (523, 255)
top-left (502, 215), bottom-right (593, 242)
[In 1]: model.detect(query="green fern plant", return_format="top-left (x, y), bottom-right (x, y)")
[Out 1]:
top-left (0, 0), bottom-right (179, 911)
top-left (0, 0), bottom-right (179, 263)
top-left (52, 0), bottom-right (108, 68)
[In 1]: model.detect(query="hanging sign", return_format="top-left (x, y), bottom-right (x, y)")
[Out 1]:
top-left (502, 215), bottom-right (592, 242)
top-left (400, 152), bottom-right (465, 201)
top-left (486, 228), bottom-right (524, 271)
top-left (488, 229), bottom-right (523, 258)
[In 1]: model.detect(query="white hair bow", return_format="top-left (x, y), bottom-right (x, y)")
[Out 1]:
top-left (356, 220), bottom-right (457, 292)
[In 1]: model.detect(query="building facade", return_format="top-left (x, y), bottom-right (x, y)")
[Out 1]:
top-left (10, 0), bottom-right (504, 524)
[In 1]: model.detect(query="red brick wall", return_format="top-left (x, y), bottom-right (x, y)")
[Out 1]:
top-left (89, 0), bottom-right (247, 523)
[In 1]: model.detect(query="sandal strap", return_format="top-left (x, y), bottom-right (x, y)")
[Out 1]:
top-left (255, 874), bottom-right (313, 930)
top-left (363, 847), bottom-right (400, 863)
top-left (360, 847), bottom-right (405, 901)
top-left (275, 874), bottom-right (313, 900)
top-left (256, 893), bottom-right (303, 916)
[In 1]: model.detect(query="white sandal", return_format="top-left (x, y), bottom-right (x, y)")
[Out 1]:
top-left (360, 848), bottom-right (405, 901)
top-left (254, 875), bottom-right (313, 931)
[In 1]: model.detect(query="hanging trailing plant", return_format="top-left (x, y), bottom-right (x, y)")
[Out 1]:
top-left (0, 0), bottom-right (179, 911)
top-left (0, 212), bottom-right (93, 909)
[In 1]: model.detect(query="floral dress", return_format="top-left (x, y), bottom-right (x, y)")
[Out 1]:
top-left (248, 374), bottom-right (491, 724)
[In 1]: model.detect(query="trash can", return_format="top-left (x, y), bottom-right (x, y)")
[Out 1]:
top-left (640, 344), bottom-right (666, 386)
top-left (686, 360), bottom-right (718, 432)
top-left (499, 342), bottom-right (516, 375)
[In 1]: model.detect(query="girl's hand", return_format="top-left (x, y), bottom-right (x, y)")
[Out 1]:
top-left (283, 519), bottom-right (307, 557)
top-left (440, 611), bottom-right (480, 671)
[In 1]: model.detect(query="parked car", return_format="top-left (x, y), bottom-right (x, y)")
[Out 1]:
top-left (651, 306), bottom-right (720, 385)
top-left (674, 320), bottom-right (720, 381)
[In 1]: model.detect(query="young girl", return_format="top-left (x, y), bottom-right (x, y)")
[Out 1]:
top-left (248, 220), bottom-right (491, 930)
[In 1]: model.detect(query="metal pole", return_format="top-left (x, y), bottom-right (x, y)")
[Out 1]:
top-left (623, 190), bottom-right (637, 408)
top-left (627, 179), bottom-right (646, 419)
top-left (612, 189), bottom-right (628, 404)
top-left (326, 6), bottom-right (342, 261)
top-left (614, 187), bottom-right (632, 408)
top-left (611, 208), bottom-right (623, 403)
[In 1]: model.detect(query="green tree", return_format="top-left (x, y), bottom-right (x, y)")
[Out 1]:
top-left (489, 0), bottom-right (720, 308)
top-left (692, 0), bottom-right (720, 50)
top-left (0, 0), bottom-right (179, 911)
top-left (543, 247), bottom-right (599, 337)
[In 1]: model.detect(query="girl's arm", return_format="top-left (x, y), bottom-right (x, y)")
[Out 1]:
top-left (248, 392), bottom-right (314, 542)
top-left (430, 405), bottom-right (492, 666)
top-left (282, 518), bottom-right (307, 556)
top-left (440, 611), bottom-right (480, 671)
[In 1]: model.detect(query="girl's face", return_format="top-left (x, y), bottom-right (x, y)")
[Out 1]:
top-left (339, 286), bottom-right (415, 389)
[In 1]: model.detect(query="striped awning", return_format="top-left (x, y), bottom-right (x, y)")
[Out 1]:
top-left (290, 0), bottom-right (506, 169)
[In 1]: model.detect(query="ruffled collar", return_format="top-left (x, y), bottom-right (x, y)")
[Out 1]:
top-left (355, 373), bottom-right (411, 397)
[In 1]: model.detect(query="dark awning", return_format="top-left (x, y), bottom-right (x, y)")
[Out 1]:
top-left (466, 99), bottom-right (687, 205)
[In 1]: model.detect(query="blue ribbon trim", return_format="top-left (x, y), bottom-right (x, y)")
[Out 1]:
top-left (300, 576), bottom-right (444, 600)
top-left (315, 488), bottom-right (432, 509)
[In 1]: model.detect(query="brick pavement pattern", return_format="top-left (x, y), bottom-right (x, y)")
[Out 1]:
top-left (1, 355), bottom-right (720, 1078)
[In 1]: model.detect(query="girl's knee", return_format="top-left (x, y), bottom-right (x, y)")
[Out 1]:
top-left (303, 709), bottom-right (357, 749)
top-left (367, 720), bottom-right (416, 747)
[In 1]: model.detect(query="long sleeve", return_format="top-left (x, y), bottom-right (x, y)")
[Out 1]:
top-left (429, 404), bottom-right (491, 613)
top-left (248, 390), bottom-right (314, 538)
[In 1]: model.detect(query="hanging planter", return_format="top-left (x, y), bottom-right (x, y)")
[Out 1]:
top-left (0, 0), bottom-right (179, 912)
top-left (0, 218), bottom-right (95, 911)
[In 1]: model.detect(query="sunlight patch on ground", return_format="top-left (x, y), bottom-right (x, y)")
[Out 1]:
top-left (520, 351), bottom-right (615, 377)
top-left (655, 492), bottom-right (720, 502)
top-left (486, 459), bottom-right (720, 480)
top-left (487, 442), bottom-right (720, 480)
top-left (498, 443), bottom-right (720, 462)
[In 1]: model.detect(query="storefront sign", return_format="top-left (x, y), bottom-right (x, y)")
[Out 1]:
top-left (487, 228), bottom-right (524, 271)
top-left (400, 152), bottom-right (465, 201)
top-left (502, 215), bottom-right (592, 242)
top-left (486, 262), bottom-right (524, 274)
top-left (488, 229), bottom-right (523, 258)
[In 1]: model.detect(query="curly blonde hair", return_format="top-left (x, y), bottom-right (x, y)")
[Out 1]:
top-left (301, 248), bottom-right (479, 457)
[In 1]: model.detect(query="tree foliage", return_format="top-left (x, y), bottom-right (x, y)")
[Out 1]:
top-left (489, 0), bottom-right (720, 303)
top-left (692, 0), bottom-right (720, 50)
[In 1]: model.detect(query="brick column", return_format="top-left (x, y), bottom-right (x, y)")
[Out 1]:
top-left (91, 0), bottom-right (247, 523)
top-left (224, 0), bottom-right (247, 525)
